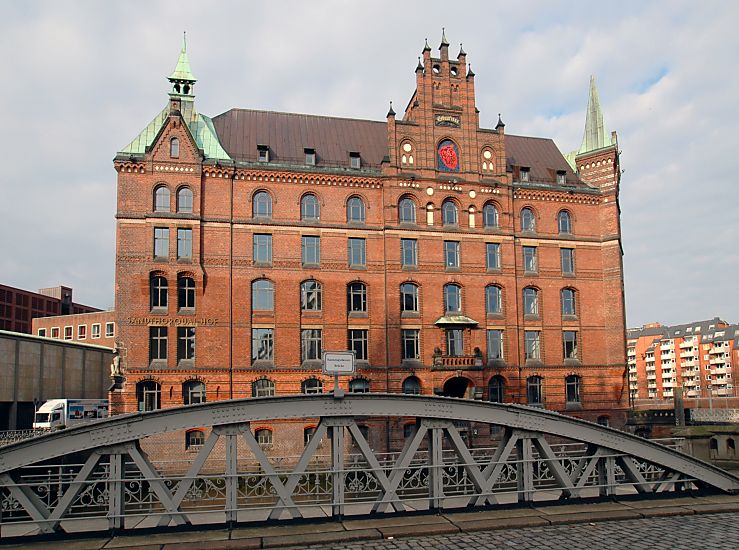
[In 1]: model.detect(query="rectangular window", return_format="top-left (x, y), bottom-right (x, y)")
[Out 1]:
top-left (557, 170), bottom-right (566, 185)
top-left (487, 330), bottom-right (504, 361)
top-left (91, 324), bottom-right (101, 339)
top-left (177, 327), bottom-right (195, 362)
top-left (149, 326), bottom-right (167, 361)
top-left (523, 246), bottom-right (537, 272)
top-left (444, 240), bottom-right (460, 268)
top-left (524, 331), bottom-right (541, 360)
top-left (78, 325), bottom-right (86, 340)
top-left (561, 248), bottom-right (575, 274)
top-left (563, 331), bottom-right (578, 359)
top-left (304, 148), bottom-right (316, 165)
top-left (402, 329), bottom-right (420, 360)
top-left (301, 329), bottom-right (322, 361)
top-left (348, 238), bottom-right (366, 267)
top-left (257, 144), bottom-right (269, 162)
top-left (154, 227), bottom-right (169, 259)
top-left (51, 327), bottom-right (60, 338)
top-left (252, 328), bottom-right (274, 363)
top-left (446, 329), bottom-right (464, 356)
top-left (520, 167), bottom-right (530, 182)
top-left (302, 236), bottom-right (320, 266)
top-left (105, 322), bottom-right (115, 338)
top-left (177, 228), bottom-right (192, 260)
top-left (486, 243), bottom-right (500, 270)
top-left (38, 328), bottom-right (47, 337)
top-left (253, 234), bottom-right (272, 264)
top-left (64, 326), bottom-right (73, 340)
top-left (401, 239), bottom-right (417, 267)
top-left (349, 329), bottom-right (368, 361)
top-left (350, 152), bottom-right (361, 169)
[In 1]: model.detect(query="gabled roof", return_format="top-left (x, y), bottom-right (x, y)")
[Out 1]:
top-left (118, 100), bottom-right (230, 161)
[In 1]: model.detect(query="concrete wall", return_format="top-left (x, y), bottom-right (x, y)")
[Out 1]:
top-left (0, 330), bottom-right (113, 429)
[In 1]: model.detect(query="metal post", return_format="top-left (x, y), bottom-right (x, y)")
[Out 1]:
top-left (330, 424), bottom-right (345, 517)
top-left (516, 437), bottom-right (534, 502)
top-left (224, 431), bottom-right (238, 526)
top-left (427, 426), bottom-right (444, 510)
top-left (107, 452), bottom-right (125, 532)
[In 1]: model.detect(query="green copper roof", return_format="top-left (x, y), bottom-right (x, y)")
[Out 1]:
top-left (566, 75), bottom-right (615, 170)
top-left (169, 35), bottom-right (196, 82)
top-left (119, 101), bottom-right (230, 160)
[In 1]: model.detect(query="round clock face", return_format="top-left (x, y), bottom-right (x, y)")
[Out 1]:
top-left (403, 143), bottom-right (412, 153)
top-left (483, 150), bottom-right (492, 160)
top-left (437, 139), bottom-right (460, 172)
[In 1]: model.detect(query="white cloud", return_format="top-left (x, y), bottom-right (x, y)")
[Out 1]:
top-left (0, 0), bottom-right (738, 326)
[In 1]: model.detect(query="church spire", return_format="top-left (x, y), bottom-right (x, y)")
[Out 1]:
top-left (168, 32), bottom-right (196, 98)
top-left (578, 75), bottom-right (610, 154)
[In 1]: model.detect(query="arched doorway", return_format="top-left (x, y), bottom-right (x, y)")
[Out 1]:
top-left (442, 376), bottom-right (474, 399)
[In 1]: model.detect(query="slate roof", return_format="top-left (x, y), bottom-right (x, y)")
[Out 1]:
top-left (210, 108), bottom-right (585, 187)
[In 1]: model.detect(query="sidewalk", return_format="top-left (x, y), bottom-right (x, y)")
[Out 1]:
top-left (3, 494), bottom-right (739, 549)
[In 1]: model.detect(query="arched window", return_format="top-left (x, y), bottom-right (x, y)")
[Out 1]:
top-left (526, 376), bottom-right (543, 405)
top-left (347, 282), bottom-right (367, 313)
top-left (728, 438), bottom-right (736, 457)
top-left (561, 288), bottom-right (576, 316)
top-left (255, 428), bottom-right (273, 446)
top-left (486, 285), bottom-right (502, 314)
top-left (301, 378), bottom-right (323, 394)
top-left (178, 275), bottom-right (195, 310)
top-left (301, 194), bottom-right (320, 221)
top-left (400, 282), bottom-right (419, 313)
top-left (154, 186), bottom-right (170, 212)
top-left (709, 437), bottom-right (718, 458)
top-left (170, 137), bottom-right (179, 158)
top-left (252, 378), bottom-right (275, 397)
top-left (150, 275), bottom-right (168, 309)
top-left (398, 198), bottom-right (416, 223)
top-left (442, 200), bottom-right (458, 226)
top-left (402, 376), bottom-right (421, 395)
top-left (558, 210), bottom-right (572, 234)
top-left (521, 207), bottom-right (535, 232)
top-left (488, 375), bottom-right (505, 403)
top-left (252, 279), bottom-right (274, 311)
top-left (349, 378), bottom-right (370, 393)
top-left (523, 287), bottom-right (539, 316)
top-left (565, 375), bottom-right (581, 403)
top-left (185, 429), bottom-right (205, 450)
top-left (597, 415), bottom-right (610, 427)
top-left (300, 280), bottom-right (322, 311)
top-left (253, 191), bottom-right (272, 218)
top-left (483, 203), bottom-right (499, 228)
top-left (444, 283), bottom-right (461, 313)
top-left (136, 380), bottom-right (160, 411)
top-left (177, 187), bottom-right (193, 213)
top-left (183, 380), bottom-right (206, 405)
top-left (347, 196), bottom-right (365, 223)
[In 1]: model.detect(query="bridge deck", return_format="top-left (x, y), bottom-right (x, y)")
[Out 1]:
top-left (3, 493), bottom-right (739, 548)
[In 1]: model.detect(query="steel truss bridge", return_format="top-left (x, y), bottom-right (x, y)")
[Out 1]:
top-left (1, 395), bottom-right (737, 537)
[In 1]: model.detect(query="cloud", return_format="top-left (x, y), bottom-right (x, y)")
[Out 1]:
top-left (0, 0), bottom-right (738, 327)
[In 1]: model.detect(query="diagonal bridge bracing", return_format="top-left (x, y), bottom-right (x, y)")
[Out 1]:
top-left (1, 395), bottom-right (737, 536)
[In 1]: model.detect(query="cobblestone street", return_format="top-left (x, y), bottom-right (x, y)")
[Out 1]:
top-left (300, 512), bottom-right (739, 550)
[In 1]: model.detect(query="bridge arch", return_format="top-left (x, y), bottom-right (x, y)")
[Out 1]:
top-left (1, 394), bottom-right (737, 536)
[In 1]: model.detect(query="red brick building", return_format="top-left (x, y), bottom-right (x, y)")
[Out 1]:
top-left (113, 33), bottom-right (627, 446)
top-left (0, 284), bottom-right (100, 334)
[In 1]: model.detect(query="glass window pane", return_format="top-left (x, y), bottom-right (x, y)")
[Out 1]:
top-left (254, 234), bottom-right (272, 264)
top-left (252, 328), bottom-right (274, 362)
top-left (177, 228), bottom-right (192, 259)
top-left (561, 248), bottom-right (574, 274)
top-left (486, 286), bottom-right (501, 314)
top-left (483, 204), bottom-right (498, 228)
top-left (487, 330), bottom-right (503, 360)
top-left (402, 329), bottom-right (420, 360)
top-left (302, 236), bottom-right (320, 265)
top-left (400, 283), bottom-right (418, 313)
top-left (252, 280), bottom-right (274, 310)
top-left (486, 243), bottom-right (500, 270)
top-left (401, 239), bottom-right (417, 267)
top-left (177, 188), bottom-right (193, 213)
top-left (348, 238), bottom-right (366, 267)
top-left (399, 198), bottom-right (416, 223)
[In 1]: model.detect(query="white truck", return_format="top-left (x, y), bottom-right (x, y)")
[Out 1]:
top-left (33, 399), bottom-right (109, 431)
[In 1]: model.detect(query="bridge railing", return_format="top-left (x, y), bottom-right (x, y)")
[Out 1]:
top-left (0, 395), bottom-right (737, 538)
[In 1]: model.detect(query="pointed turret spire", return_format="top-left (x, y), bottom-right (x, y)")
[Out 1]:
top-left (416, 56), bottom-right (424, 72)
top-left (458, 43), bottom-right (466, 57)
top-left (386, 101), bottom-right (396, 118)
top-left (169, 32), bottom-right (196, 83)
top-left (423, 38), bottom-right (431, 52)
top-left (495, 113), bottom-right (505, 130)
top-left (578, 75), bottom-right (610, 154)
top-left (439, 27), bottom-right (449, 48)
top-left (466, 64), bottom-right (475, 78)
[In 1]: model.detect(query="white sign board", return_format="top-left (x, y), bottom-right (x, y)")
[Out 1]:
top-left (322, 351), bottom-right (355, 375)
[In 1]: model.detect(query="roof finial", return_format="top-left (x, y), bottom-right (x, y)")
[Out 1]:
top-left (496, 113), bottom-right (505, 130)
top-left (440, 27), bottom-right (449, 47)
top-left (416, 56), bottom-right (424, 72)
top-left (387, 101), bottom-right (396, 118)
top-left (423, 37), bottom-right (431, 52)
top-left (182, 31), bottom-right (187, 52)
top-left (458, 42), bottom-right (466, 57)
top-left (466, 63), bottom-right (475, 78)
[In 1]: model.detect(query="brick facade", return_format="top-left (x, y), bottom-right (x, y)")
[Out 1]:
top-left (112, 36), bottom-right (628, 453)
top-left (0, 284), bottom-right (100, 334)
top-left (32, 310), bottom-right (117, 349)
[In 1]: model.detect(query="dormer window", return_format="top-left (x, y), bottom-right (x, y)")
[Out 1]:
top-left (257, 145), bottom-right (270, 163)
top-left (304, 148), bottom-right (316, 165)
top-left (350, 152), bottom-right (361, 169)
top-left (557, 170), bottom-right (566, 185)
top-left (520, 167), bottom-right (530, 182)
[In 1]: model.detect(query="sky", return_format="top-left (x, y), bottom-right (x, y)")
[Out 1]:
top-left (0, 0), bottom-right (737, 328)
